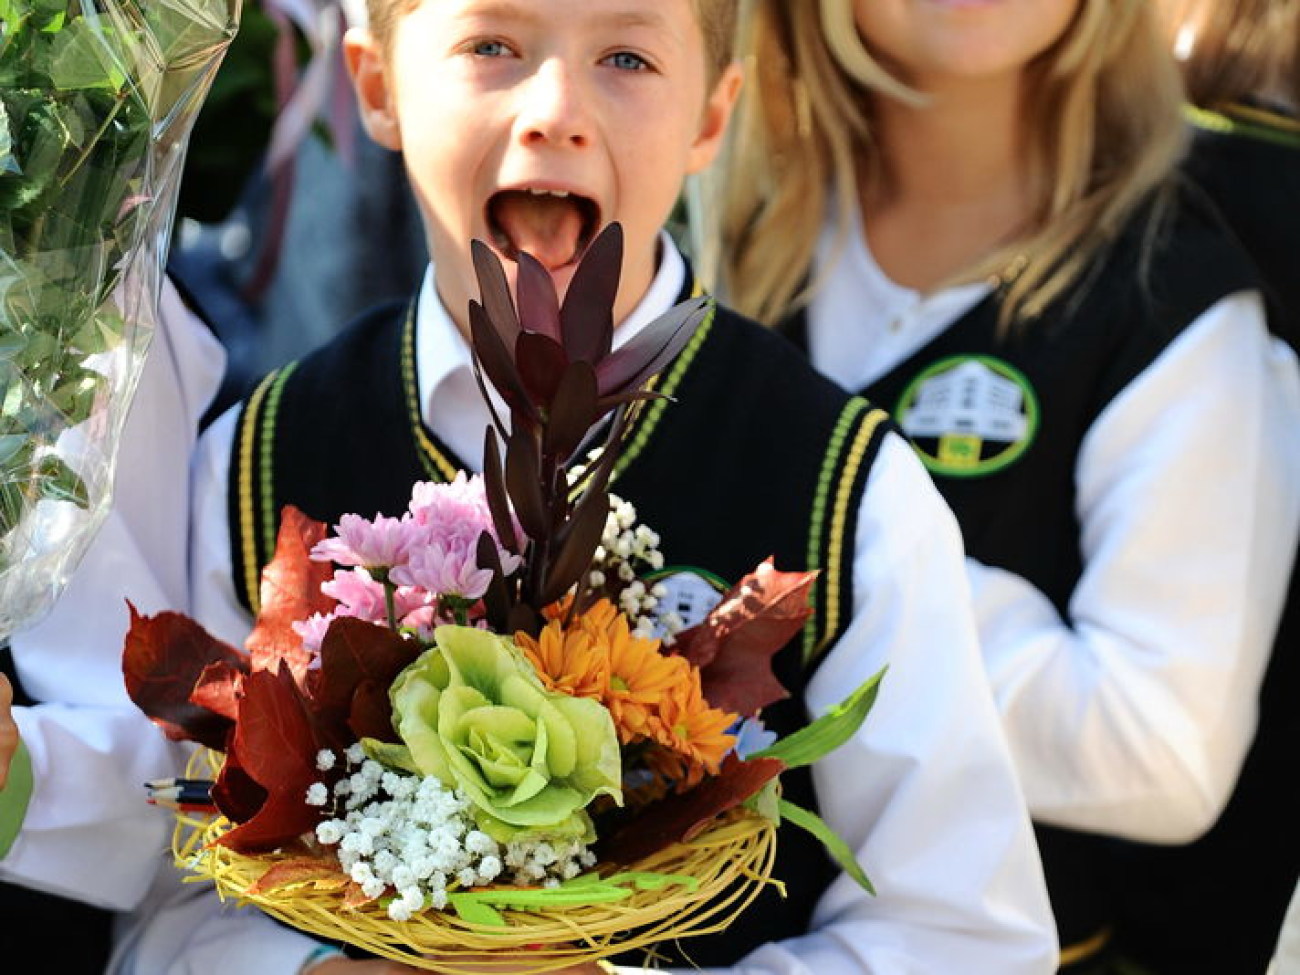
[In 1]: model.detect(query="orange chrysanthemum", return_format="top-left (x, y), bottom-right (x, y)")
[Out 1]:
top-left (522, 598), bottom-right (738, 772)
top-left (516, 621), bottom-right (610, 700)
top-left (650, 671), bottom-right (738, 785)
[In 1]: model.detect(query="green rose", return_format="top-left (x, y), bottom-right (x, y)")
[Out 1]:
top-left (367, 625), bottom-right (622, 842)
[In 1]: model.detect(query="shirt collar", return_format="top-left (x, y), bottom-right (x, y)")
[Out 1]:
top-left (415, 230), bottom-right (687, 428)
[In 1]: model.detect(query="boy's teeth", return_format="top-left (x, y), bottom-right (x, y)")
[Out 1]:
top-left (526, 188), bottom-right (570, 198)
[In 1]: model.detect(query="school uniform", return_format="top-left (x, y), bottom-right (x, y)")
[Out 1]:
top-left (1106, 108), bottom-right (1300, 975)
top-left (110, 236), bottom-right (1058, 975)
top-left (0, 277), bottom-right (225, 971)
top-left (788, 188), bottom-right (1300, 971)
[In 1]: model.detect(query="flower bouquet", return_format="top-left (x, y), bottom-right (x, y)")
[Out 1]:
top-left (122, 225), bottom-right (883, 972)
top-left (0, 0), bottom-right (239, 640)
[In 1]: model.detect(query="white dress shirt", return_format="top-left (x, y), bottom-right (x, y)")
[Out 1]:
top-left (2, 278), bottom-right (227, 909)
top-left (808, 210), bottom-right (1300, 843)
top-left (116, 235), bottom-right (1056, 975)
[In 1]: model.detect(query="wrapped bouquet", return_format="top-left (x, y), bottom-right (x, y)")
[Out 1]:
top-left (122, 225), bottom-right (882, 972)
top-left (0, 0), bottom-right (238, 639)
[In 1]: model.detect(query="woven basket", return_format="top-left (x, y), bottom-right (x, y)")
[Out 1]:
top-left (172, 757), bottom-right (780, 973)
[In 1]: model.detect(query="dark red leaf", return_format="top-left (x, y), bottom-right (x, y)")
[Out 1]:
top-left (543, 360), bottom-right (599, 461)
top-left (470, 300), bottom-right (537, 423)
top-left (122, 603), bottom-right (247, 752)
top-left (482, 428), bottom-right (520, 556)
top-left (471, 238), bottom-right (521, 350)
top-left (349, 679), bottom-right (399, 743)
top-left (560, 222), bottom-right (621, 363)
top-left (309, 616), bottom-right (419, 748)
top-left (673, 560), bottom-right (815, 716)
top-left (217, 666), bottom-right (324, 852)
top-left (505, 427), bottom-right (549, 540)
top-left (476, 531), bottom-right (514, 633)
top-left (516, 251), bottom-right (562, 342)
top-left (190, 660), bottom-right (246, 723)
top-left (212, 749), bottom-right (267, 824)
top-left (597, 755), bottom-right (786, 865)
top-left (516, 331), bottom-right (568, 411)
top-left (247, 506), bottom-right (334, 678)
top-left (595, 297), bottom-right (710, 397)
top-left (541, 484), bottom-right (609, 606)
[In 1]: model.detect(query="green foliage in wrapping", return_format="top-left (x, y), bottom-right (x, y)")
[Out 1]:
top-left (0, 0), bottom-right (231, 550)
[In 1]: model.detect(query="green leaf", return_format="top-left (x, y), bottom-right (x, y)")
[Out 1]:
top-left (444, 869), bottom-right (696, 926)
top-left (33, 454), bottom-right (88, 507)
top-left (47, 19), bottom-right (125, 91)
top-left (778, 798), bottom-right (875, 895)
top-left (752, 667), bottom-right (886, 769)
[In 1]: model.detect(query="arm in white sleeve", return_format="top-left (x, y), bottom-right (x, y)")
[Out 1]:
top-left (190, 406), bottom-right (259, 650)
top-left (629, 433), bottom-right (1056, 975)
top-left (973, 291), bottom-right (1300, 843)
top-left (108, 869), bottom-right (328, 975)
top-left (0, 278), bottom-right (225, 909)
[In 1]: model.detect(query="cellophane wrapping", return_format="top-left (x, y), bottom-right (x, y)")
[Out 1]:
top-left (0, 0), bottom-right (240, 639)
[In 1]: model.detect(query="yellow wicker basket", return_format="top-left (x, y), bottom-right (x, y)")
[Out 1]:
top-left (172, 755), bottom-right (781, 973)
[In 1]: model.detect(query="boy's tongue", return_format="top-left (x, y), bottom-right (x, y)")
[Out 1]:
top-left (492, 191), bottom-right (586, 270)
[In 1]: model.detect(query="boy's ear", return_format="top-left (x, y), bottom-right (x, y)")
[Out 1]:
top-left (344, 26), bottom-right (402, 151)
top-left (687, 61), bottom-right (745, 175)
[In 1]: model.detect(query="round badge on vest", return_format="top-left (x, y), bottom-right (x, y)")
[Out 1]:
top-left (643, 567), bottom-right (729, 637)
top-left (894, 355), bottom-right (1040, 478)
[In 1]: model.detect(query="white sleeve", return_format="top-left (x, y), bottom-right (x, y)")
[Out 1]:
top-left (973, 291), bottom-right (1300, 843)
top-left (1, 278), bottom-right (226, 909)
top-left (636, 433), bottom-right (1057, 975)
top-left (108, 870), bottom-right (325, 975)
top-left (189, 406), bottom-right (259, 649)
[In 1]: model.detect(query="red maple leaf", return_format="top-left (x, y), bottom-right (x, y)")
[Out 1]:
top-left (306, 616), bottom-right (419, 747)
top-left (246, 506), bottom-right (335, 680)
top-left (122, 603), bottom-right (247, 752)
top-left (217, 666), bottom-right (329, 853)
top-left (597, 755), bottom-right (786, 865)
top-left (672, 559), bottom-right (817, 716)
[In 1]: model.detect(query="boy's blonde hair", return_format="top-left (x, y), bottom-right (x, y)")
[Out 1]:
top-left (1162, 0), bottom-right (1300, 110)
top-left (708, 0), bottom-right (1188, 329)
top-left (364, 0), bottom-right (737, 85)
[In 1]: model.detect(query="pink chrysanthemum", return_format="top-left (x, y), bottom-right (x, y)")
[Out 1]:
top-left (292, 612), bottom-right (336, 654)
top-left (321, 568), bottom-right (388, 623)
top-left (408, 474), bottom-right (524, 555)
top-left (391, 541), bottom-right (497, 601)
top-left (311, 512), bottom-right (419, 571)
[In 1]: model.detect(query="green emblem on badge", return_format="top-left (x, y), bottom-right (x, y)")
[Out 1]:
top-left (894, 355), bottom-right (1040, 477)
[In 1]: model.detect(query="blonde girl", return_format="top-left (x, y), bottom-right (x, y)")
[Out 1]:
top-left (713, 1), bottom-right (1300, 972)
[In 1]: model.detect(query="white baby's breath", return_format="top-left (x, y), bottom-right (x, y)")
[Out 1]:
top-left (309, 751), bottom-right (596, 922)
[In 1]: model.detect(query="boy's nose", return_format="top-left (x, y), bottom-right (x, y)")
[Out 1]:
top-left (516, 59), bottom-right (594, 149)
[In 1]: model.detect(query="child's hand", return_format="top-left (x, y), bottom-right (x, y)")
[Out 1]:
top-left (0, 674), bottom-right (18, 791)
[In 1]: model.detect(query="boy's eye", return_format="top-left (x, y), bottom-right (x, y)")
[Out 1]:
top-left (471, 39), bottom-right (512, 58)
top-left (602, 51), bottom-right (649, 72)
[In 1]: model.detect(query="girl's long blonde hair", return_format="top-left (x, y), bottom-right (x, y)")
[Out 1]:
top-left (706, 0), bottom-right (1188, 329)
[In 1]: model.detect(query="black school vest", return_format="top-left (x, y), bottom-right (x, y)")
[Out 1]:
top-left (228, 287), bottom-right (894, 965)
top-left (786, 188), bottom-right (1260, 957)
top-left (1115, 113), bottom-right (1300, 975)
